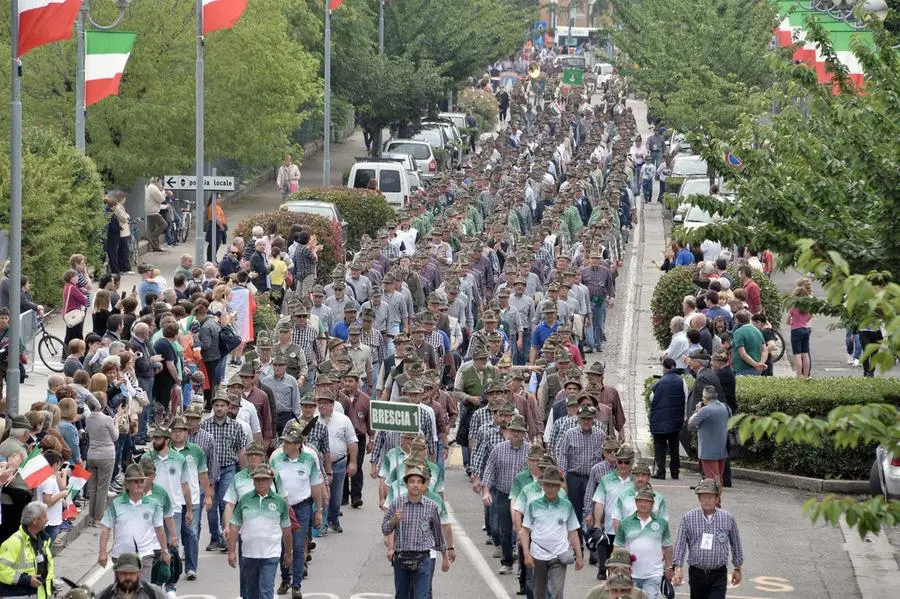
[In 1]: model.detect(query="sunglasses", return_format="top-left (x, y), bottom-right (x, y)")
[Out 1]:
top-left (619, 460), bottom-right (632, 465)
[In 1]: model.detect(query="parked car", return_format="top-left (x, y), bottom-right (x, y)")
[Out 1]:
top-left (673, 175), bottom-right (714, 220)
top-left (280, 199), bottom-right (348, 244)
top-left (381, 153), bottom-right (424, 191)
top-left (671, 154), bottom-right (709, 179)
top-left (870, 445), bottom-right (900, 500)
top-left (382, 139), bottom-right (437, 180)
top-left (346, 160), bottom-right (411, 208)
top-left (594, 62), bottom-right (615, 86)
top-left (421, 119), bottom-right (464, 167)
top-left (676, 195), bottom-right (735, 231)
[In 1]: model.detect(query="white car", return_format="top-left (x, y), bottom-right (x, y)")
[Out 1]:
top-left (346, 160), bottom-right (411, 208)
top-left (380, 153), bottom-right (423, 191)
top-left (383, 139), bottom-right (437, 180)
top-left (678, 195), bottom-right (734, 231)
top-left (279, 199), bottom-right (348, 244)
top-left (595, 62), bottom-right (615, 85)
top-left (673, 176), bottom-right (712, 220)
top-left (870, 445), bottom-right (900, 500)
top-left (671, 154), bottom-right (708, 179)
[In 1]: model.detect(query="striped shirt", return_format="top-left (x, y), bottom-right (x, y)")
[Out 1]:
top-left (188, 427), bottom-right (220, 484)
top-left (468, 406), bottom-right (494, 445)
top-left (471, 424), bottom-right (505, 479)
top-left (382, 494), bottom-right (447, 553)
top-left (360, 327), bottom-right (385, 364)
top-left (291, 324), bottom-right (322, 367)
top-left (558, 425), bottom-right (606, 475)
top-left (583, 460), bottom-right (615, 517)
top-left (200, 417), bottom-right (248, 468)
top-left (673, 507), bottom-right (744, 570)
top-left (482, 440), bottom-right (529, 494)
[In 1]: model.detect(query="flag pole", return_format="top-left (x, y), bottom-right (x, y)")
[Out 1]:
top-left (195, 0), bottom-right (207, 265)
top-left (378, 0), bottom-right (384, 54)
top-left (323, 4), bottom-right (332, 186)
top-left (75, 4), bottom-right (86, 151)
top-left (8, 0), bottom-right (24, 414)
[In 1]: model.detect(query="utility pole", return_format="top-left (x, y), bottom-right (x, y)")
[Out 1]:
top-left (323, 5), bottom-right (332, 185)
top-left (378, 0), bottom-right (384, 54)
top-left (8, 0), bottom-right (23, 413)
top-left (195, 0), bottom-right (208, 264)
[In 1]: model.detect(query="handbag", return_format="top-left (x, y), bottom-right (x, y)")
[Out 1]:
top-left (660, 576), bottom-right (676, 599)
top-left (727, 429), bottom-right (744, 459)
top-left (63, 286), bottom-right (86, 327)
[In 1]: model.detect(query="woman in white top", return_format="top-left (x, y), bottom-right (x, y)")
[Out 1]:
top-left (37, 449), bottom-right (70, 544)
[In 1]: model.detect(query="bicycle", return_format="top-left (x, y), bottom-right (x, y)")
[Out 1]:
top-left (176, 198), bottom-right (193, 244)
top-left (128, 217), bottom-right (145, 270)
top-left (34, 310), bottom-right (67, 372)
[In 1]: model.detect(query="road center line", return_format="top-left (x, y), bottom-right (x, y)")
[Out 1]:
top-left (445, 500), bottom-right (512, 599)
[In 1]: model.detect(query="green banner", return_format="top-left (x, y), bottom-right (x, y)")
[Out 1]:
top-left (562, 67), bottom-right (584, 86)
top-left (370, 400), bottom-right (421, 433)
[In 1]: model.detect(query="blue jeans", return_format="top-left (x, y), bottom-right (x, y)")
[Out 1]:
top-left (642, 178), bottom-right (653, 202)
top-left (845, 329), bottom-right (862, 359)
top-left (591, 299), bottom-right (608, 350)
top-left (281, 500), bottom-right (312, 587)
top-left (515, 333), bottom-right (531, 366)
top-left (46, 524), bottom-right (60, 544)
top-left (182, 495), bottom-right (203, 573)
top-left (491, 488), bottom-right (514, 566)
top-left (240, 555), bottom-right (279, 599)
top-left (393, 552), bottom-right (431, 599)
top-left (327, 459), bottom-right (348, 526)
top-left (634, 574), bottom-right (662, 599)
top-left (137, 377), bottom-right (154, 442)
top-left (209, 464), bottom-right (235, 543)
top-left (736, 370), bottom-right (761, 376)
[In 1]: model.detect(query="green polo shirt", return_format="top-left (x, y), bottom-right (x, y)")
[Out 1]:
top-left (231, 490), bottom-right (290, 560)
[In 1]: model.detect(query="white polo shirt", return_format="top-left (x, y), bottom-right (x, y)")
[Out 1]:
top-left (270, 446), bottom-right (323, 505)
top-left (101, 494), bottom-right (164, 558)
top-left (522, 494), bottom-right (579, 561)
top-left (323, 411), bottom-right (357, 464)
top-left (150, 449), bottom-right (190, 506)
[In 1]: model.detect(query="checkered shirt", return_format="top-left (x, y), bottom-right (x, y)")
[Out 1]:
top-left (381, 243), bottom-right (401, 263)
top-left (188, 427), bottom-right (220, 483)
top-left (282, 417), bottom-right (330, 456)
top-left (292, 324), bottom-right (323, 367)
top-left (471, 424), bottom-right (505, 479)
top-left (200, 417), bottom-right (248, 468)
top-left (583, 460), bottom-right (615, 517)
top-left (673, 507), bottom-right (744, 570)
top-left (482, 440), bottom-right (529, 494)
top-left (548, 415), bottom-right (579, 460)
top-left (424, 330), bottom-right (445, 360)
top-left (468, 405), bottom-right (494, 445)
top-left (382, 494), bottom-right (447, 553)
top-left (557, 425), bottom-right (606, 476)
top-left (370, 430), bottom-right (400, 466)
top-left (360, 328), bottom-right (385, 364)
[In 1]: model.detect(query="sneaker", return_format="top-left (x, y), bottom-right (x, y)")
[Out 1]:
top-left (498, 565), bottom-right (512, 575)
top-left (329, 522), bottom-right (343, 533)
top-left (492, 547), bottom-right (501, 558)
top-left (853, 359), bottom-right (860, 368)
top-left (847, 354), bottom-right (854, 365)
top-left (485, 537), bottom-right (494, 545)
top-left (291, 585), bottom-right (303, 599)
top-left (185, 570), bottom-right (196, 581)
top-left (277, 581), bottom-right (291, 595)
top-left (166, 591), bottom-right (178, 599)
top-left (205, 539), bottom-right (223, 551)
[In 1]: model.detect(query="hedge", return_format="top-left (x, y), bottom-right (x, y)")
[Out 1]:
top-left (649, 264), bottom-right (783, 350)
top-left (286, 187), bottom-right (394, 252)
top-left (0, 128), bottom-right (106, 305)
top-left (642, 375), bottom-right (900, 479)
top-left (459, 88), bottom-right (499, 134)
top-left (233, 210), bottom-right (343, 284)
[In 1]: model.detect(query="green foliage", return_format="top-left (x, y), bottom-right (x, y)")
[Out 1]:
top-left (649, 266), bottom-right (698, 349)
top-left (610, 0), bottom-right (777, 135)
top-left (0, 0), bottom-right (320, 185)
top-left (804, 495), bottom-right (900, 541)
top-left (432, 148), bottom-right (449, 172)
top-left (0, 128), bottom-right (105, 305)
top-left (233, 210), bottom-right (343, 284)
top-left (286, 187), bottom-right (394, 251)
top-left (459, 89), bottom-right (499, 133)
top-left (252, 292), bottom-right (280, 344)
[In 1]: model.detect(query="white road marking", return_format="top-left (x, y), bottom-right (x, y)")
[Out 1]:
top-left (839, 517), bottom-right (900, 599)
top-left (445, 500), bottom-right (512, 599)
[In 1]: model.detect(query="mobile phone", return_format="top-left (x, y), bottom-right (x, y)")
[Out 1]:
top-left (61, 462), bottom-right (70, 471)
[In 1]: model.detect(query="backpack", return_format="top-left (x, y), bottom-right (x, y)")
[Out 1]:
top-left (218, 324), bottom-right (242, 355)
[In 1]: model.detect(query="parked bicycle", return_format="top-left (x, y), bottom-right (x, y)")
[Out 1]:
top-left (176, 197), bottom-right (193, 244)
top-left (127, 216), bottom-right (145, 270)
top-left (34, 310), bottom-right (66, 372)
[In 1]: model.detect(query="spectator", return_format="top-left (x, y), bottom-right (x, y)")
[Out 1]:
top-left (70, 253), bottom-right (93, 305)
top-left (738, 265), bottom-right (761, 314)
top-left (731, 311), bottom-right (766, 376)
top-left (92, 290), bottom-right (112, 337)
top-left (58, 398), bottom-right (81, 464)
top-left (688, 386), bottom-right (730, 502)
top-left (153, 321), bottom-right (183, 420)
top-left (144, 178), bottom-right (167, 253)
top-left (36, 449), bottom-right (68, 544)
top-left (660, 316), bottom-right (688, 369)
top-left (649, 359), bottom-right (688, 480)
top-left (788, 280), bottom-right (813, 378)
top-left (85, 392), bottom-right (123, 524)
top-left (64, 340), bottom-right (86, 377)
top-left (292, 230), bottom-right (319, 298)
top-left (0, 414), bottom-right (32, 543)
top-left (205, 196), bottom-right (228, 262)
top-left (0, 501), bottom-right (55, 595)
top-left (62, 269), bottom-right (88, 346)
top-left (751, 313), bottom-right (777, 377)
top-left (194, 300), bottom-right (227, 406)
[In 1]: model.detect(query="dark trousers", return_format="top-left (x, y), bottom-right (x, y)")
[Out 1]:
top-left (689, 565), bottom-right (728, 599)
top-left (565, 472), bottom-right (588, 545)
top-left (859, 330), bottom-right (884, 377)
top-left (117, 236), bottom-right (131, 272)
top-left (344, 433), bottom-right (366, 503)
top-left (145, 213), bottom-right (167, 251)
top-left (653, 430), bottom-right (681, 478)
top-left (106, 234), bottom-right (121, 273)
top-left (595, 533), bottom-right (615, 579)
top-left (491, 488), bottom-right (514, 566)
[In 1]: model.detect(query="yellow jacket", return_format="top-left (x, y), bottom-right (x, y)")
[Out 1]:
top-left (0, 526), bottom-right (54, 599)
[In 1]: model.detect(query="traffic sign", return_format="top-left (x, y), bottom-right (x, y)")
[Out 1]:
top-left (164, 175), bottom-right (235, 191)
top-left (370, 400), bottom-right (421, 433)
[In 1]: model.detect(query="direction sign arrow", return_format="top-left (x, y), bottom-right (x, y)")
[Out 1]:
top-left (163, 175), bottom-right (236, 191)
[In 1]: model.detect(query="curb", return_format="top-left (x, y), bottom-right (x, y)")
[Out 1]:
top-left (680, 459), bottom-right (869, 495)
top-left (54, 509), bottom-right (92, 552)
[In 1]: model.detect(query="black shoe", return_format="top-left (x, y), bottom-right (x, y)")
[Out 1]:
top-left (652, 473), bottom-right (666, 480)
top-left (589, 553), bottom-right (598, 565)
top-left (341, 498), bottom-right (350, 506)
top-left (309, 541), bottom-right (316, 550)
top-left (329, 522), bottom-right (344, 533)
top-left (351, 499), bottom-right (363, 508)
top-left (516, 585), bottom-right (526, 596)
top-left (596, 570), bottom-right (607, 581)
top-left (277, 581), bottom-right (290, 595)
top-left (671, 473), bottom-right (679, 480)
top-left (205, 540), bottom-right (223, 551)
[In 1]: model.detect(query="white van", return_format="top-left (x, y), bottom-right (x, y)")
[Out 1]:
top-left (347, 160), bottom-right (410, 208)
top-left (382, 139), bottom-right (437, 180)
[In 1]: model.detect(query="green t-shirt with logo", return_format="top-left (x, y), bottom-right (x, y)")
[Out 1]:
top-left (614, 512), bottom-right (672, 579)
top-left (172, 442), bottom-right (208, 504)
top-left (231, 490), bottom-right (290, 560)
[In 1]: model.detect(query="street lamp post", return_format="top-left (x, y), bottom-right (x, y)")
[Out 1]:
top-left (75, 0), bottom-right (132, 152)
top-left (549, 0), bottom-right (559, 45)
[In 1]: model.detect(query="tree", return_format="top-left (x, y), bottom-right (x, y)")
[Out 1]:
top-left (343, 53), bottom-right (447, 156)
top-left (609, 0), bottom-right (777, 134)
top-left (0, 0), bottom-right (320, 185)
top-left (0, 129), bottom-right (106, 304)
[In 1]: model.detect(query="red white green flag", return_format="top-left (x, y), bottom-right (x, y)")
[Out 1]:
top-left (329, 0), bottom-right (344, 8)
top-left (85, 31), bottom-right (137, 107)
top-left (62, 502), bottom-right (80, 521)
top-left (19, 448), bottom-right (54, 489)
top-left (67, 463), bottom-right (92, 500)
top-left (17, 0), bottom-right (83, 57)
top-left (203, 0), bottom-right (248, 34)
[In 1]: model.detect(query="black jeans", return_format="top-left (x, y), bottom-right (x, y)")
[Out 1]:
top-left (565, 472), bottom-right (588, 546)
top-left (595, 533), bottom-right (616, 579)
top-left (491, 488), bottom-right (514, 566)
top-left (653, 430), bottom-right (681, 478)
top-left (689, 565), bottom-right (728, 599)
top-left (859, 330), bottom-right (884, 377)
top-left (344, 433), bottom-right (366, 503)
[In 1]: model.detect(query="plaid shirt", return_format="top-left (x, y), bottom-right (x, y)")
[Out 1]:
top-left (472, 424), bottom-right (505, 479)
top-left (382, 494), bottom-right (447, 553)
top-left (370, 430), bottom-right (400, 466)
top-left (200, 417), bottom-right (248, 468)
top-left (548, 415), bottom-right (579, 460)
top-left (673, 507), bottom-right (744, 570)
top-left (381, 243), bottom-right (401, 263)
top-left (482, 440), bottom-right (529, 494)
top-left (583, 460), bottom-right (615, 517)
top-left (360, 328), bottom-right (385, 364)
top-left (188, 427), bottom-right (220, 484)
top-left (293, 245), bottom-right (317, 280)
top-left (424, 330), bottom-right (445, 360)
top-left (558, 425), bottom-right (606, 475)
top-left (538, 243), bottom-right (555, 272)
top-left (468, 406), bottom-right (494, 446)
top-left (282, 418), bottom-right (330, 457)
top-left (292, 324), bottom-right (323, 367)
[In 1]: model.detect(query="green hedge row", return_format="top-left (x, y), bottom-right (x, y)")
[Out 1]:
top-left (643, 375), bottom-right (900, 479)
top-left (286, 187), bottom-right (394, 252)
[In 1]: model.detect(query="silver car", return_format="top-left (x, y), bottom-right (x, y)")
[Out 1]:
top-left (870, 445), bottom-right (900, 500)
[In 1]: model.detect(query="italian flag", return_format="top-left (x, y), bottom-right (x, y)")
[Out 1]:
top-left (67, 463), bottom-right (92, 500)
top-left (17, 0), bottom-right (82, 57)
top-left (19, 449), bottom-right (54, 490)
top-left (203, 0), bottom-right (248, 34)
top-left (62, 502), bottom-right (80, 521)
top-left (85, 31), bottom-right (137, 107)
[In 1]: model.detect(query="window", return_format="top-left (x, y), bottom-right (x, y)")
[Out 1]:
top-left (380, 169), bottom-right (402, 193)
top-left (353, 169), bottom-right (376, 189)
top-left (389, 143), bottom-right (430, 160)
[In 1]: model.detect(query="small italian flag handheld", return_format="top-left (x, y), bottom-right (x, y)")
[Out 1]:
top-left (68, 463), bottom-right (92, 500)
top-left (19, 448), bottom-right (54, 490)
